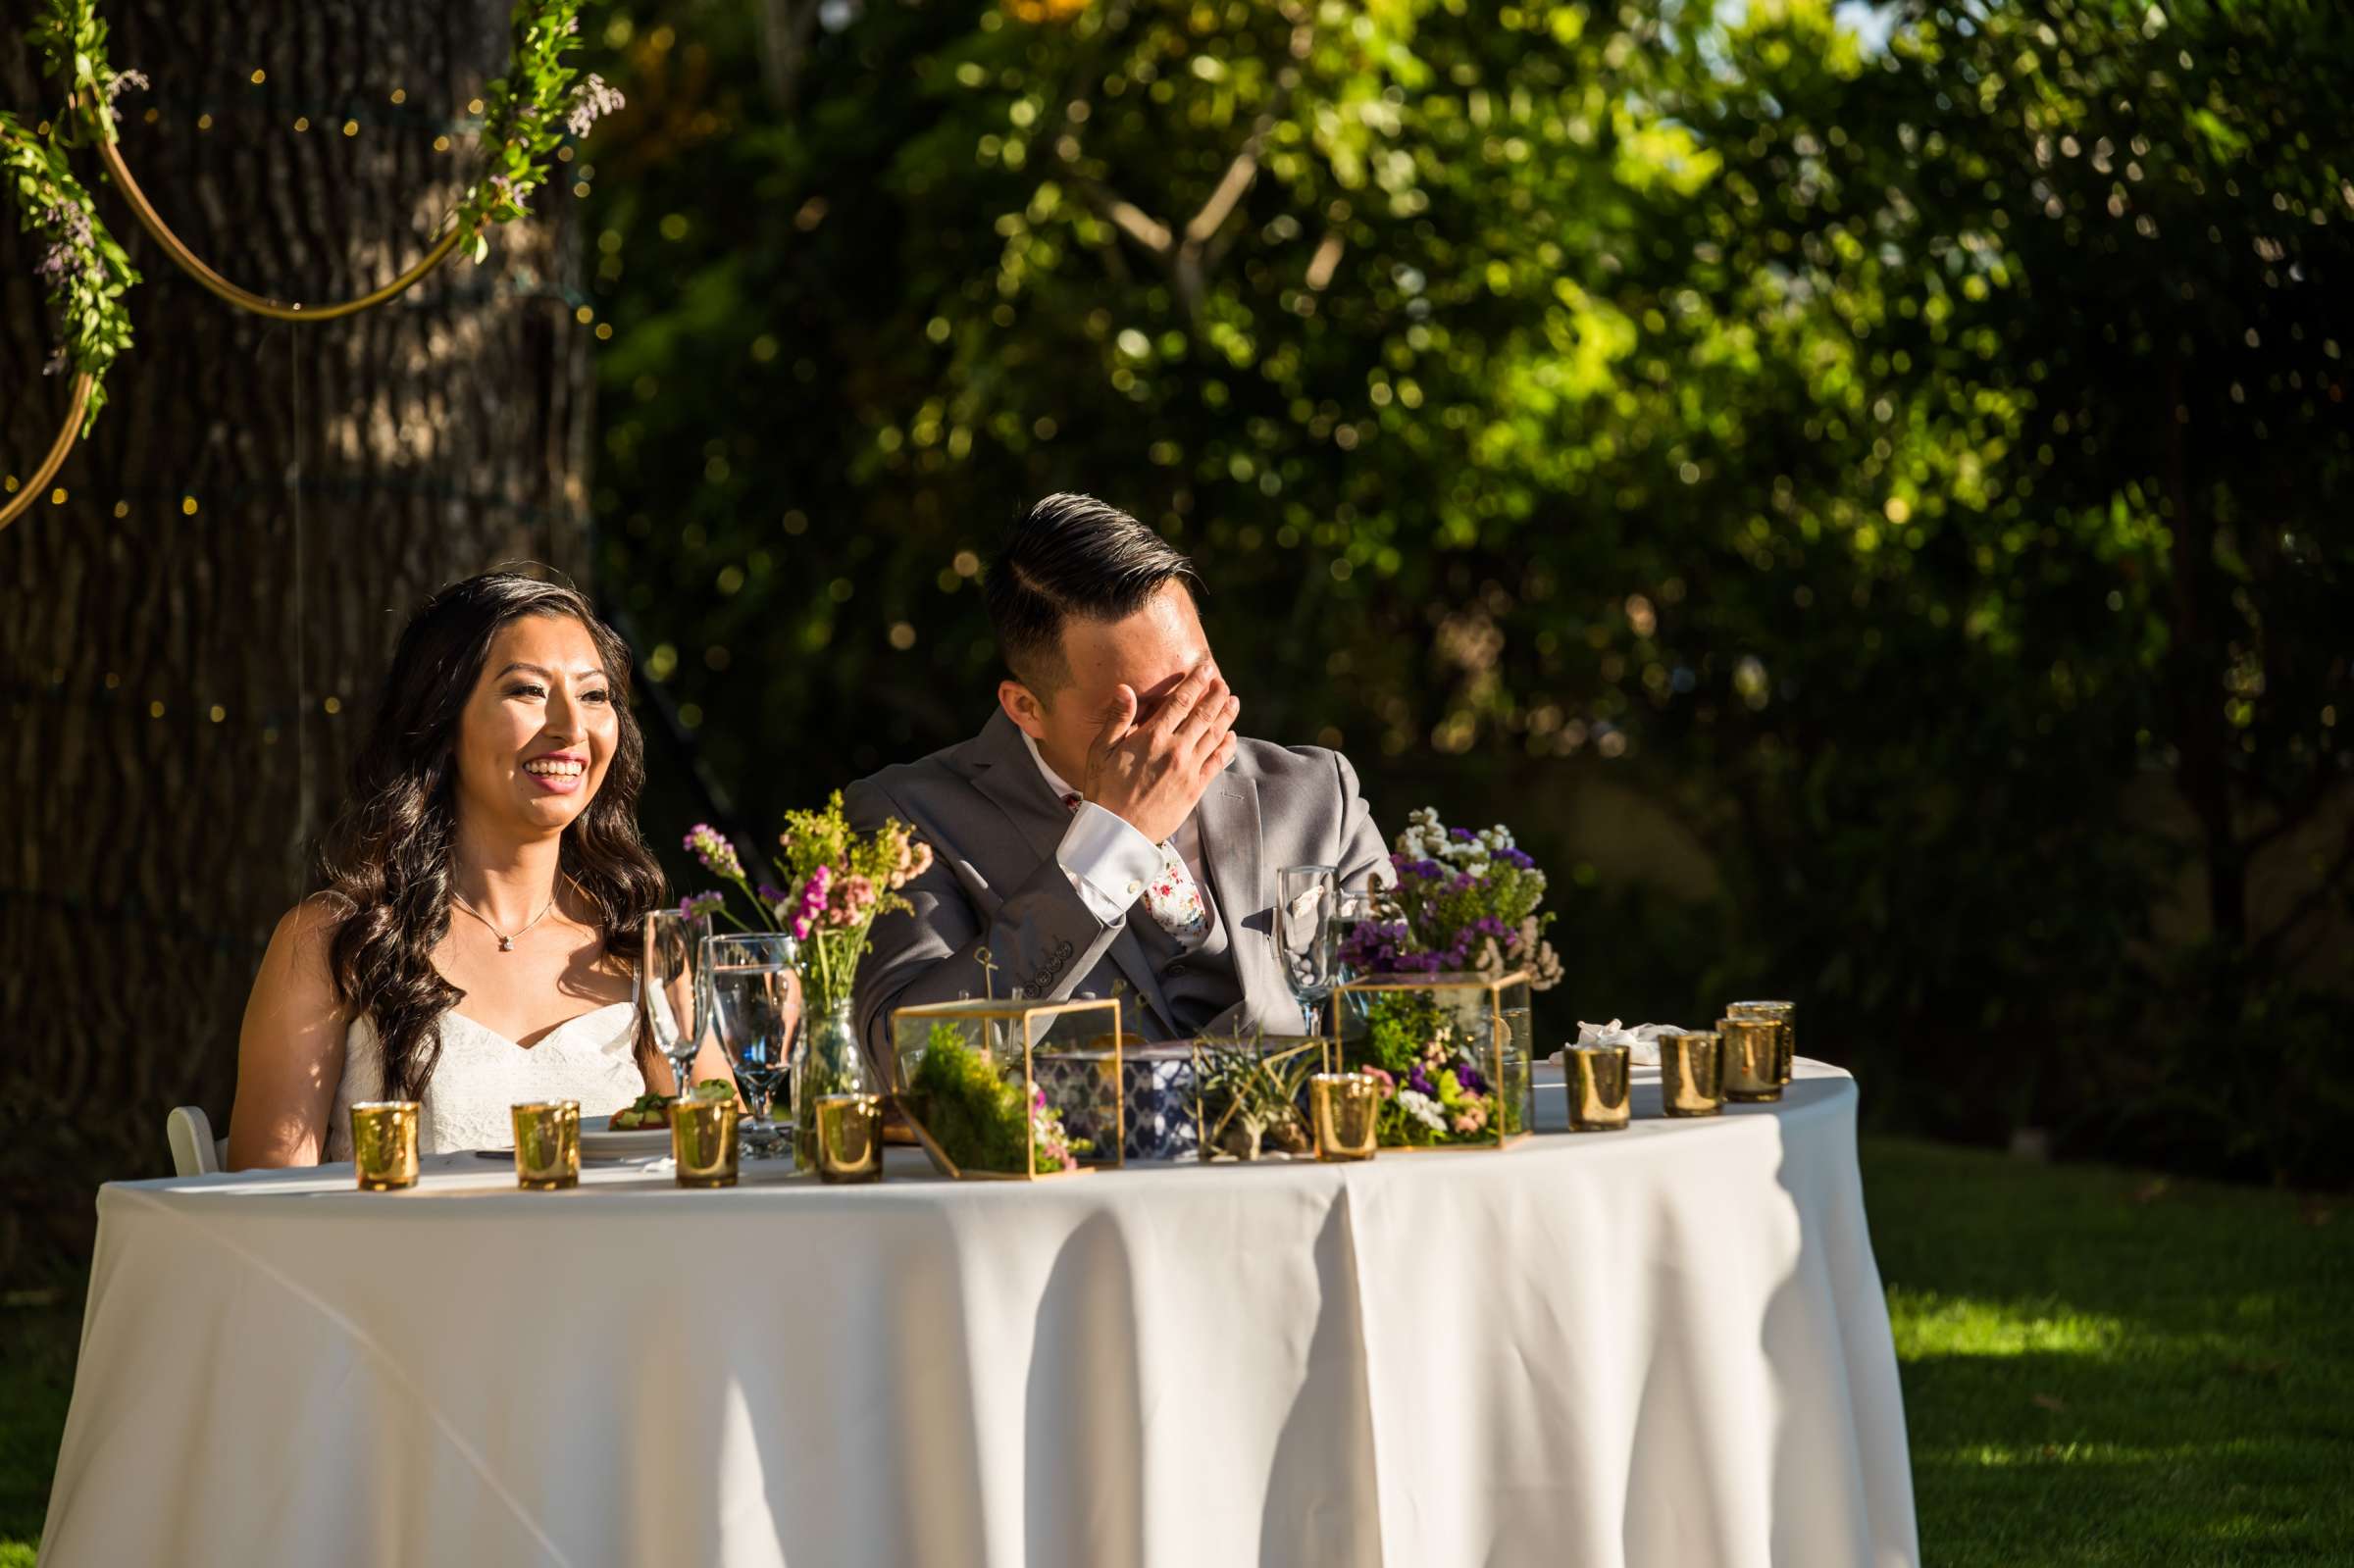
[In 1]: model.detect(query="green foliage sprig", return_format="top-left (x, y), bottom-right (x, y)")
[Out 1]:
top-left (1, 111), bottom-right (135, 430)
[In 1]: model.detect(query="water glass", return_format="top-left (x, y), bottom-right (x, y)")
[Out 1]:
top-left (706, 931), bottom-right (800, 1158)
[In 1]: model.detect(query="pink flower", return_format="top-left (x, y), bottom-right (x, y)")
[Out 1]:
top-left (826, 873), bottom-right (877, 929)
top-left (1363, 1067), bottom-right (1397, 1100)
top-left (789, 865), bottom-right (832, 940)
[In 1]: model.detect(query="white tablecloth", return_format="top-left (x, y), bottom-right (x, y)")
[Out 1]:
top-left (39, 1061), bottom-right (1918, 1568)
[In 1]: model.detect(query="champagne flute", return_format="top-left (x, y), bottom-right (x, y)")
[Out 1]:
top-left (1276, 864), bottom-right (1340, 1037)
top-left (641, 908), bottom-right (712, 1105)
top-left (706, 931), bottom-right (800, 1159)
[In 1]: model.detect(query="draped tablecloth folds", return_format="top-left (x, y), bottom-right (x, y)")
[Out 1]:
top-left (39, 1060), bottom-right (1919, 1568)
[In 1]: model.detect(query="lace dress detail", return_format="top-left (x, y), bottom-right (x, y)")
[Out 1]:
top-left (327, 1003), bottom-right (644, 1158)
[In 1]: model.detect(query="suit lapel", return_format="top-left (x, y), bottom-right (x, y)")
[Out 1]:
top-left (1198, 774), bottom-right (1286, 1031)
top-left (965, 713), bottom-right (1177, 1033)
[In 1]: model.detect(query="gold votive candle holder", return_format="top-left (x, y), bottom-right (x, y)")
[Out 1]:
top-left (349, 1100), bottom-right (420, 1191)
top-left (814, 1093), bottom-right (884, 1185)
top-left (672, 1097), bottom-right (740, 1188)
top-left (1728, 999), bottom-right (1796, 1086)
top-left (1310, 1073), bottom-right (1380, 1162)
top-left (1718, 1017), bottom-right (1782, 1102)
top-left (511, 1100), bottom-right (582, 1190)
top-left (1566, 1043), bottom-right (1632, 1131)
top-left (1660, 1032), bottom-right (1723, 1118)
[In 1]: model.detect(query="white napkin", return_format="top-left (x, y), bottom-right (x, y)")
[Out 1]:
top-left (1556, 1018), bottom-right (1686, 1069)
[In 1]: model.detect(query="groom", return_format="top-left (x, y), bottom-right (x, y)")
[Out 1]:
top-left (845, 493), bottom-right (1391, 1074)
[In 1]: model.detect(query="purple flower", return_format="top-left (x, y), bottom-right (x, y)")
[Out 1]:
top-left (1455, 1059), bottom-right (1489, 1095)
top-left (679, 890), bottom-right (727, 919)
top-left (756, 883), bottom-right (787, 906)
top-left (1450, 828), bottom-right (1476, 842)
top-left (1407, 1066), bottom-right (1436, 1097)
top-left (1497, 847), bottom-right (1535, 870)
top-left (789, 865), bottom-right (833, 941)
top-left (684, 823), bottom-right (744, 881)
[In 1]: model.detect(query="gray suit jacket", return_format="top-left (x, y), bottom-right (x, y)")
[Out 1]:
top-left (844, 710), bottom-right (1391, 1076)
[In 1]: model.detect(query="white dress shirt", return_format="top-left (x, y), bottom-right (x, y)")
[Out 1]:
top-left (1021, 730), bottom-right (1207, 933)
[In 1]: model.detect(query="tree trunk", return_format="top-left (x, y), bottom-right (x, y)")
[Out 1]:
top-left (0, 0), bottom-right (590, 1275)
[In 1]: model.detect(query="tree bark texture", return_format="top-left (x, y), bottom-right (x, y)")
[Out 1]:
top-left (0, 0), bottom-right (591, 1276)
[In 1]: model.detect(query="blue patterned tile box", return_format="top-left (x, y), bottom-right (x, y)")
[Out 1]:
top-left (1030, 1044), bottom-right (1199, 1162)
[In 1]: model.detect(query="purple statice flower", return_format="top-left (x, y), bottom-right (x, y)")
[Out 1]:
top-left (1496, 847), bottom-right (1535, 870)
top-left (755, 883), bottom-right (787, 906)
top-left (1451, 827), bottom-right (1476, 842)
top-left (680, 890), bottom-right (727, 919)
top-left (1407, 1065), bottom-right (1436, 1098)
top-left (103, 69), bottom-right (150, 124)
top-left (35, 204), bottom-right (95, 286)
top-left (1455, 1059), bottom-right (1489, 1096)
top-left (789, 865), bottom-right (833, 941)
top-left (566, 74), bottom-right (626, 137)
top-left (684, 823), bottom-right (743, 881)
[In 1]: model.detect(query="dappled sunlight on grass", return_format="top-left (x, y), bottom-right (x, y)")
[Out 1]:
top-left (1864, 1138), bottom-right (2354, 1568)
top-left (1887, 1289), bottom-right (2125, 1359)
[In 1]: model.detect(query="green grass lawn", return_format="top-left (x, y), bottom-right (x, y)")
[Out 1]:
top-left (3, 1136), bottom-right (2349, 1564)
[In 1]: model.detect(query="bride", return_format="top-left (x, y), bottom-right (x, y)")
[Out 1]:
top-left (228, 571), bottom-right (730, 1166)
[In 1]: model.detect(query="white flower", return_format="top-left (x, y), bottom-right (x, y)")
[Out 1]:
top-left (1397, 1089), bottom-right (1448, 1132)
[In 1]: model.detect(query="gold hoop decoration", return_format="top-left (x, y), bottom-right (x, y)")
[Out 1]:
top-left (35, 0), bottom-right (621, 322)
top-left (76, 109), bottom-right (463, 322)
top-left (0, 372), bottom-right (92, 533)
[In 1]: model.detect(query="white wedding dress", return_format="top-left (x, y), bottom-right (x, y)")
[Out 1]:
top-left (326, 1002), bottom-right (644, 1159)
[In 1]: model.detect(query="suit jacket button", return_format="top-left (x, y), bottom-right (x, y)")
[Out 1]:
top-left (1164, 960), bottom-right (1188, 978)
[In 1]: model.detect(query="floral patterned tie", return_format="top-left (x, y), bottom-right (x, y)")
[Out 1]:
top-left (1062, 793), bottom-right (1207, 940)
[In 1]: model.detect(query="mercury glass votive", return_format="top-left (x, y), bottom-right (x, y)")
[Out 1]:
top-left (1718, 1017), bottom-right (1783, 1102)
top-left (1727, 999), bottom-right (1797, 1086)
top-left (1310, 1073), bottom-right (1380, 1161)
top-left (1566, 1043), bottom-right (1632, 1131)
top-left (349, 1100), bottom-right (420, 1191)
top-left (672, 1097), bottom-right (740, 1189)
top-left (814, 1094), bottom-right (884, 1185)
top-left (511, 1100), bottom-right (582, 1190)
top-left (1660, 1032), bottom-right (1724, 1118)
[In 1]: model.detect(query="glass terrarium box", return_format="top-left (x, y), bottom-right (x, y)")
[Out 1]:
top-left (1189, 1031), bottom-right (1324, 1163)
top-left (1326, 971), bottom-right (1534, 1150)
top-left (890, 997), bottom-right (1124, 1180)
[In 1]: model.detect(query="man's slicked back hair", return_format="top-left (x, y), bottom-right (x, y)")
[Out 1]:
top-left (984, 493), bottom-right (1199, 691)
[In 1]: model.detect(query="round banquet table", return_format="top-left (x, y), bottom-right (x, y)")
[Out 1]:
top-left (38, 1061), bottom-right (1919, 1568)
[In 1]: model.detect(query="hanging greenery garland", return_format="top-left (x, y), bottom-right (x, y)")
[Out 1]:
top-left (1, 109), bottom-right (137, 532)
top-left (28, 0), bottom-right (623, 319)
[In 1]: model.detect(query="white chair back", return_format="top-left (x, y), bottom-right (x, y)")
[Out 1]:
top-left (166, 1105), bottom-right (227, 1176)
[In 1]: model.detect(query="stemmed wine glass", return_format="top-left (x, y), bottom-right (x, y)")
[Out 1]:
top-left (705, 931), bottom-right (800, 1159)
top-left (1276, 864), bottom-right (1340, 1037)
top-left (640, 907), bottom-right (713, 1105)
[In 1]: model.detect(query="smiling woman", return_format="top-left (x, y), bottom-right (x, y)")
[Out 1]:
top-left (224, 572), bottom-right (728, 1166)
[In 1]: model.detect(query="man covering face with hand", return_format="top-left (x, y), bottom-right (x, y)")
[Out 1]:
top-left (844, 493), bottom-right (1392, 1073)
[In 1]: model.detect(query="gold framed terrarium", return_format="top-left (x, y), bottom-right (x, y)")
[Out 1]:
top-left (889, 997), bottom-right (1124, 1180)
top-left (1189, 1031), bottom-right (1323, 1163)
top-left (1326, 971), bottom-right (1534, 1151)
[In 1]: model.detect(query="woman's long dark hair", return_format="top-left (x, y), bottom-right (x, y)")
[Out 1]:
top-left (321, 572), bottom-right (666, 1100)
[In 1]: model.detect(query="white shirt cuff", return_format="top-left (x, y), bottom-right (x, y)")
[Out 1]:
top-left (1055, 802), bottom-right (1162, 927)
